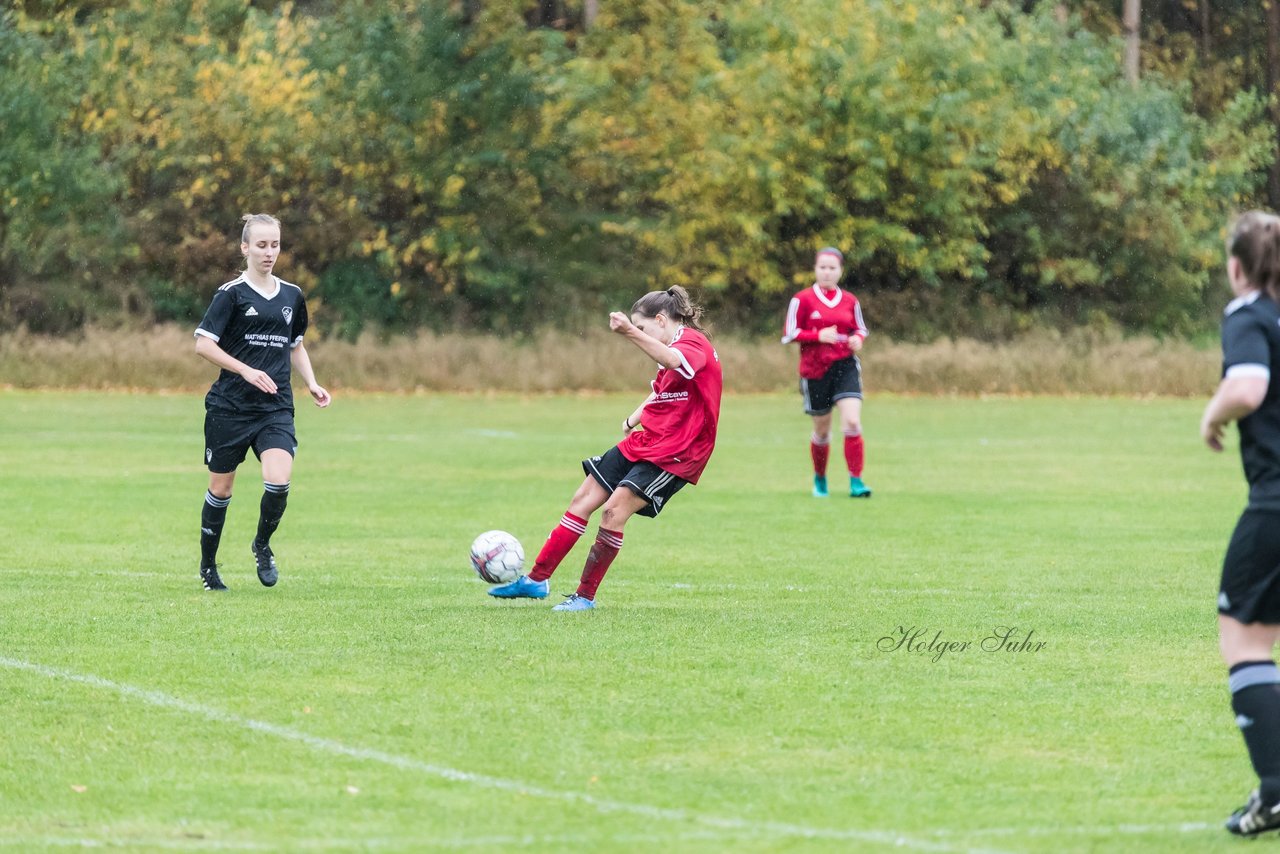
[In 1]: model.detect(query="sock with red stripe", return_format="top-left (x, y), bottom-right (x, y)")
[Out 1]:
top-left (527, 512), bottom-right (587, 582)
top-left (810, 434), bottom-right (830, 477)
top-left (576, 528), bottom-right (623, 601)
top-left (843, 432), bottom-right (864, 477)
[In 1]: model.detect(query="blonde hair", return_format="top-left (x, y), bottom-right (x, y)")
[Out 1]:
top-left (240, 213), bottom-right (281, 245)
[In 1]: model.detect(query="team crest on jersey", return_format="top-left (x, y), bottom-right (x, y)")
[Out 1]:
top-left (282, 307), bottom-right (293, 324)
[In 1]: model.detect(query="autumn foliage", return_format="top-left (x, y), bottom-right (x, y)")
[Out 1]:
top-left (0, 0), bottom-right (1270, 338)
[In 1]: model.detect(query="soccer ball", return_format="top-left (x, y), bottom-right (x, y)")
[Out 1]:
top-left (469, 530), bottom-right (524, 584)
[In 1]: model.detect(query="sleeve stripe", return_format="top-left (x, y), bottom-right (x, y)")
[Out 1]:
top-left (1226, 363), bottom-right (1271, 380)
top-left (852, 300), bottom-right (868, 337)
top-left (781, 297), bottom-right (801, 343)
top-left (194, 328), bottom-right (220, 343)
top-left (674, 348), bottom-right (695, 379)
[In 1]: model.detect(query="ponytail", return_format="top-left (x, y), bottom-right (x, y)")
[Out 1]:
top-left (631, 285), bottom-right (708, 333)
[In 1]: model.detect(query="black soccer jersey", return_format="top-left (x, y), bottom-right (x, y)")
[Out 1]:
top-left (195, 275), bottom-right (309, 415)
top-left (1222, 291), bottom-right (1280, 510)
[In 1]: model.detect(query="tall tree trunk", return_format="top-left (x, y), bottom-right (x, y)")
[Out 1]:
top-left (1198, 0), bottom-right (1210, 59)
top-left (1266, 0), bottom-right (1280, 208)
top-left (583, 0), bottom-right (598, 30)
top-left (531, 0), bottom-right (563, 28)
top-left (1123, 0), bottom-right (1141, 86)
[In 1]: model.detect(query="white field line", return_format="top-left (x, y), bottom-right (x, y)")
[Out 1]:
top-left (0, 829), bottom-right (878, 850)
top-left (0, 827), bottom-right (938, 850)
top-left (2, 656), bottom-right (1006, 854)
top-left (0, 837), bottom-right (269, 851)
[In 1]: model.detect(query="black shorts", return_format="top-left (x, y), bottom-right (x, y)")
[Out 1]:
top-left (800, 357), bottom-right (862, 416)
top-left (582, 446), bottom-right (688, 518)
top-left (1219, 509), bottom-right (1280, 624)
top-left (204, 408), bottom-right (296, 473)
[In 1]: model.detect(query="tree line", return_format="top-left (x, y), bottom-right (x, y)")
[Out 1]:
top-left (0, 0), bottom-right (1274, 340)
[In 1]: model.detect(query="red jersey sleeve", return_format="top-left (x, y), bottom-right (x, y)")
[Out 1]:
top-left (672, 335), bottom-right (708, 378)
top-left (782, 295), bottom-right (821, 344)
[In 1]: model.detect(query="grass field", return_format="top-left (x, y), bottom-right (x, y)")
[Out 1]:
top-left (0, 389), bottom-right (1258, 852)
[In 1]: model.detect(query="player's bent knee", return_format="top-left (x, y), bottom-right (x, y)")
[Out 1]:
top-left (600, 506), bottom-right (632, 530)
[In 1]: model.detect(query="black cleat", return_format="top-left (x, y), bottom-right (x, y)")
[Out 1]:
top-left (1226, 789), bottom-right (1280, 837)
top-left (200, 564), bottom-right (227, 591)
top-left (252, 540), bottom-right (278, 587)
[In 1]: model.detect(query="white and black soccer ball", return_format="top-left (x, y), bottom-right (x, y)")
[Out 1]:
top-left (469, 530), bottom-right (524, 584)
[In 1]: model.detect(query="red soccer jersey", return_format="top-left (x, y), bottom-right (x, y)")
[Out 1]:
top-left (781, 284), bottom-right (868, 379)
top-left (618, 327), bottom-right (722, 484)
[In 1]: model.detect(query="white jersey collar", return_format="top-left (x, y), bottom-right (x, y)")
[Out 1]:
top-left (812, 283), bottom-right (842, 309)
top-left (243, 274), bottom-right (281, 301)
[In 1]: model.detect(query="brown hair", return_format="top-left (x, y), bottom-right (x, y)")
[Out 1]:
top-left (631, 285), bottom-right (707, 333)
top-left (240, 213), bottom-right (281, 245)
top-left (815, 246), bottom-right (844, 264)
top-left (1228, 210), bottom-right (1280, 300)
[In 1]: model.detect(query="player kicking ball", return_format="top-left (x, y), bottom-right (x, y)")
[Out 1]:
top-left (489, 286), bottom-right (722, 611)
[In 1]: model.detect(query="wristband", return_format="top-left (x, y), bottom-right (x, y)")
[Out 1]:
top-left (624, 417), bottom-right (634, 430)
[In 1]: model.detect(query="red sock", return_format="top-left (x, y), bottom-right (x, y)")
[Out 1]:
top-left (527, 512), bottom-right (587, 582)
top-left (810, 435), bottom-right (830, 477)
top-left (844, 432), bottom-right (864, 477)
top-left (576, 528), bottom-right (623, 601)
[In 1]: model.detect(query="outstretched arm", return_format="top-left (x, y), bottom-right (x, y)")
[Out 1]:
top-left (609, 311), bottom-right (683, 369)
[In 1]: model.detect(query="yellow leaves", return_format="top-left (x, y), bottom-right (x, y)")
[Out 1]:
top-left (442, 175), bottom-right (466, 201)
top-left (995, 184), bottom-right (1020, 205)
top-left (361, 229), bottom-right (390, 257)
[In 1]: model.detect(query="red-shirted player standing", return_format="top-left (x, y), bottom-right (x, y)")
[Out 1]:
top-left (782, 247), bottom-right (871, 498)
top-left (489, 286), bottom-right (723, 611)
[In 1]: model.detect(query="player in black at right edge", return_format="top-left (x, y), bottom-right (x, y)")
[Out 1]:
top-left (1201, 211), bottom-right (1280, 836)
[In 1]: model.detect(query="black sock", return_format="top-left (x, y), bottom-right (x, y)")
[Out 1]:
top-left (200, 491), bottom-right (231, 568)
top-left (1231, 660), bottom-right (1280, 802)
top-left (255, 481), bottom-right (290, 547)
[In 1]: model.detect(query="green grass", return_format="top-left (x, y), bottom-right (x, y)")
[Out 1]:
top-left (0, 390), bottom-right (1254, 852)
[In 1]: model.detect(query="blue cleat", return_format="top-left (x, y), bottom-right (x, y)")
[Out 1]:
top-left (812, 475), bottom-right (829, 498)
top-left (849, 476), bottom-right (872, 498)
top-left (488, 575), bottom-right (549, 599)
top-left (552, 593), bottom-right (596, 612)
